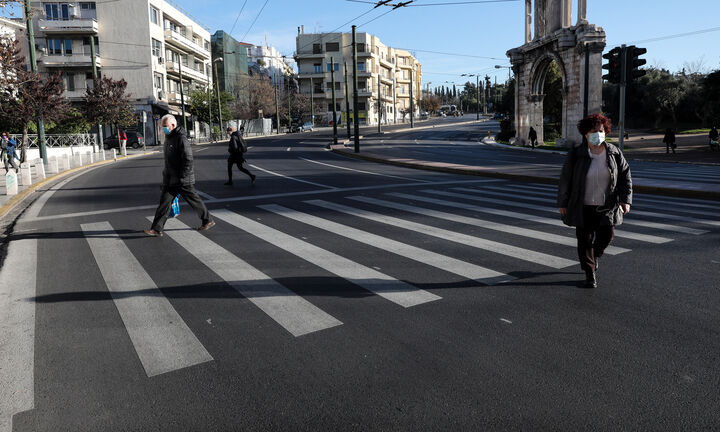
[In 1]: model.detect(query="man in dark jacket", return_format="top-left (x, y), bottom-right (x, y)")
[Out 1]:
top-left (144, 114), bottom-right (214, 236)
top-left (528, 126), bottom-right (537, 149)
top-left (224, 125), bottom-right (255, 186)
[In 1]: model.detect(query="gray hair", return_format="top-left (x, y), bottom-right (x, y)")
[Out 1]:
top-left (160, 114), bottom-right (177, 127)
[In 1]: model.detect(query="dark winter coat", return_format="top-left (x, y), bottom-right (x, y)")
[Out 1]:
top-left (227, 131), bottom-right (247, 156)
top-left (710, 128), bottom-right (719, 141)
top-left (529, 127), bottom-right (537, 141)
top-left (662, 130), bottom-right (675, 144)
top-left (557, 140), bottom-right (632, 228)
top-left (162, 126), bottom-right (195, 187)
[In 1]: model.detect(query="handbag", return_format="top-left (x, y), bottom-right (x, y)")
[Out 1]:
top-left (169, 195), bottom-right (180, 218)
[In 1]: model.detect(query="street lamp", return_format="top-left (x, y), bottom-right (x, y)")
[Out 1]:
top-left (213, 57), bottom-right (224, 139)
top-left (495, 65), bottom-right (512, 82)
top-left (461, 73), bottom-right (480, 120)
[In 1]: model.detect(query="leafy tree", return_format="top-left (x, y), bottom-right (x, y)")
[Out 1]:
top-left (47, 108), bottom-right (91, 134)
top-left (82, 77), bottom-right (135, 134)
top-left (419, 93), bottom-right (441, 113)
top-left (542, 62), bottom-right (563, 128)
top-left (186, 88), bottom-right (232, 125)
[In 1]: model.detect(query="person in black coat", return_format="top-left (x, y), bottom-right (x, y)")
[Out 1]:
top-left (528, 126), bottom-right (538, 149)
top-left (144, 114), bottom-right (214, 236)
top-left (662, 128), bottom-right (676, 154)
top-left (224, 126), bottom-right (255, 185)
top-left (557, 113), bottom-right (632, 288)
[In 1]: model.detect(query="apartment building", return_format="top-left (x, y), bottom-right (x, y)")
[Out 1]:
top-left (294, 29), bottom-right (422, 126)
top-left (210, 30), bottom-right (249, 102)
top-left (247, 43), bottom-right (294, 87)
top-left (30, 0), bottom-right (212, 144)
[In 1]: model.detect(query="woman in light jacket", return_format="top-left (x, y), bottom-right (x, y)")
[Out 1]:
top-left (557, 114), bottom-right (632, 288)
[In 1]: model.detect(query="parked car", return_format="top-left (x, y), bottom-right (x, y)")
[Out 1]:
top-left (103, 131), bottom-right (143, 150)
top-left (300, 122), bottom-right (314, 132)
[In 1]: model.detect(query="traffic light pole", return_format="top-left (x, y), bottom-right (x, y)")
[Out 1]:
top-left (352, 25), bottom-right (360, 153)
top-left (618, 44), bottom-right (627, 151)
top-left (331, 56), bottom-right (338, 145)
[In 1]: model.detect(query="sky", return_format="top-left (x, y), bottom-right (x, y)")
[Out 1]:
top-left (3, 0), bottom-right (719, 89)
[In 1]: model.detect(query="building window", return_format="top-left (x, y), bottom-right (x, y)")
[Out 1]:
top-left (326, 81), bottom-right (340, 90)
top-left (358, 102), bottom-right (366, 110)
top-left (79, 2), bottom-right (96, 19)
top-left (82, 36), bottom-right (99, 54)
top-left (154, 73), bottom-right (164, 90)
top-left (313, 63), bottom-right (322, 73)
top-left (325, 42), bottom-right (339, 52)
top-left (64, 73), bottom-right (75, 91)
top-left (357, 62), bottom-right (365, 71)
top-left (326, 63), bottom-right (339, 72)
top-left (150, 6), bottom-right (159, 25)
top-left (204, 40), bottom-right (210, 50)
top-left (63, 39), bottom-right (72, 55)
top-left (356, 43), bottom-right (365, 53)
top-left (151, 39), bottom-right (162, 57)
top-left (312, 43), bottom-right (322, 54)
top-left (47, 39), bottom-right (62, 55)
top-left (327, 103), bottom-right (340, 111)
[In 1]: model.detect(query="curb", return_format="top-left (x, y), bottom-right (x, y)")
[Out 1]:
top-left (330, 147), bottom-right (720, 200)
top-left (0, 151), bottom-right (159, 221)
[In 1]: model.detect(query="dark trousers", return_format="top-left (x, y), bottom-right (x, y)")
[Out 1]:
top-left (3, 153), bottom-right (19, 172)
top-left (666, 142), bottom-right (676, 153)
top-left (576, 205), bottom-right (615, 272)
top-left (150, 184), bottom-right (211, 232)
top-left (227, 154), bottom-right (253, 181)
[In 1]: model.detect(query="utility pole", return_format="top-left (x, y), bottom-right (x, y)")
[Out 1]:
top-left (274, 72), bottom-right (280, 135)
top-left (287, 78), bottom-right (291, 133)
top-left (476, 75), bottom-right (480, 120)
top-left (24, 0), bottom-right (49, 162)
top-left (344, 62), bottom-right (351, 140)
top-left (207, 84), bottom-right (213, 143)
top-left (618, 44), bottom-right (627, 151)
top-left (409, 69), bottom-right (414, 128)
top-left (179, 57), bottom-right (187, 131)
top-left (352, 25), bottom-right (360, 153)
top-left (88, 34), bottom-right (102, 152)
top-left (331, 57), bottom-right (338, 145)
top-left (310, 76), bottom-right (314, 127)
top-left (484, 75), bottom-right (490, 115)
top-left (214, 60), bottom-right (224, 139)
top-left (377, 78), bottom-right (382, 133)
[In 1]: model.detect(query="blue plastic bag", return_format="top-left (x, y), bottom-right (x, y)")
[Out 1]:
top-left (169, 195), bottom-right (180, 218)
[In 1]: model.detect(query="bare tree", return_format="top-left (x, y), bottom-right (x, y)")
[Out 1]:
top-left (82, 76), bottom-right (135, 137)
top-left (232, 76), bottom-right (276, 120)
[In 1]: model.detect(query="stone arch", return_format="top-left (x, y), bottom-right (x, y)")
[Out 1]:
top-left (507, 0), bottom-right (605, 147)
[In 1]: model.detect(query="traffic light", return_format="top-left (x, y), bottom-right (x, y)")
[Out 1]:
top-left (602, 47), bottom-right (622, 84)
top-left (626, 45), bottom-right (647, 82)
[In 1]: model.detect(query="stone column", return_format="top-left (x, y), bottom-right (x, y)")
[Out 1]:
top-left (562, 0), bottom-right (572, 28)
top-left (577, 0), bottom-right (587, 24)
top-left (525, 0), bottom-right (532, 43)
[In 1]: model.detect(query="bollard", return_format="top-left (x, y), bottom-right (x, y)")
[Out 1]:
top-left (19, 162), bottom-right (32, 186)
top-left (112, 149), bottom-right (117, 161)
top-left (73, 153), bottom-right (82, 168)
top-left (121, 146), bottom-right (127, 157)
top-left (86, 151), bottom-right (94, 163)
top-left (61, 154), bottom-right (71, 171)
top-left (5, 171), bottom-right (18, 195)
top-left (100, 149), bottom-right (106, 161)
top-left (47, 156), bottom-right (58, 174)
top-left (34, 158), bottom-right (46, 180)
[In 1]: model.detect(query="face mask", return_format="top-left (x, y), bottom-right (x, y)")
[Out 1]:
top-left (162, 127), bottom-right (172, 135)
top-left (588, 131), bottom-right (605, 146)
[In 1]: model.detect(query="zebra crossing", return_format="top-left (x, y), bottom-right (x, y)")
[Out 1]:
top-left (69, 182), bottom-right (720, 377)
top-left (631, 163), bottom-right (720, 184)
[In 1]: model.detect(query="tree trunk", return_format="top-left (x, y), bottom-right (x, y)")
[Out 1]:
top-left (21, 123), bottom-right (28, 163)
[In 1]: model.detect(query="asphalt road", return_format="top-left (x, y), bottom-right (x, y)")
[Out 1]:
top-left (2, 125), bottom-right (720, 431)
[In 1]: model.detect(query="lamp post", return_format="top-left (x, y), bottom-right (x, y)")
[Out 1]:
top-left (461, 74), bottom-right (480, 120)
top-left (213, 57), bottom-right (224, 139)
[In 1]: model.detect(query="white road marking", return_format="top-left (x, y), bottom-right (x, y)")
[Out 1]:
top-left (0, 238), bottom-right (37, 432)
top-left (24, 165), bottom-right (105, 220)
top-left (306, 200), bottom-right (576, 269)
top-left (212, 210), bottom-right (440, 308)
top-left (82, 221), bottom-right (213, 377)
top-left (389, 191), bottom-right (671, 245)
top-left (259, 204), bottom-right (513, 285)
top-left (195, 190), bottom-right (216, 201)
top-left (455, 187), bottom-right (708, 236)
top-left (159, 217), bottom-right (342, 336)
top-left (500, 318), bottom-right (512, 324)
top-left (248, 164), bottom-right (336, 189)
top-left (26, 179), bottom-right (498, 222)
top-left (298, 156), bottom-right (432, 182)
top-left (347, 195), bottom-right (630, 255)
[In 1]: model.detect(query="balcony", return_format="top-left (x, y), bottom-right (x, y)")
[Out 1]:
top-left (294, 50), bottom-right (326, 60)
top-left (398, 63), bottom-right (413, 70)
top-left (164, 29), bottom-right (210, 59)
top-left (167, 92), bottom-right (183, 104)
top-left (379, 57), bottom-right (394, 68)
top-left (64, 88), bottom-right (89, 99)
top-left (298, 71), bottom-right (326, 79)
top-left (165, 61), bottom-right (209, 83)
top-left (39, 18), bottom-right (98, 34)
top-left (40, 54), bottom-right (101, 68)
top-left (357, 50), bottom-right (372, 57)
top-left (379, 75), bottom-right (393, 84)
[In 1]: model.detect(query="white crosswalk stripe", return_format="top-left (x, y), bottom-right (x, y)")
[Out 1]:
top-left (483, 185), bottom-right (720, 227)
top-left (258, 203), bottom-right (513, 285)
top-left (305, 200), bottom-right (577, 269)
top-left (82, 221), bottom-right (213, 377)
top-left (211, 209), bottom-right (442, 308)
top-left (346, 195), bottom-right (630, 255)
top-left (450, 187), bottom-right (709, 236)
top-left (158, 217), bottom-right (343, 336)
top-left (389, 191), bottom-right (672, 244)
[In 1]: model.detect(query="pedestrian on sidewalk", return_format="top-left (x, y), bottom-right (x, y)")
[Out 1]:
top-left (1, 132), bottom-right (20, 173)
top-left (710, 126), bottom-right (719, 151)
top-left (528, 126), bottom-right (537, 149)
top-left (119, 129), bottom-right (128, 155)
top-left (224, 125), bottom-right (255, 186)
top-left (557, 113), bottom-right (632, 289)
top-left (662, 128), bottom-right (676, 154)
top-left (144, 114), bottom-right (214, 237)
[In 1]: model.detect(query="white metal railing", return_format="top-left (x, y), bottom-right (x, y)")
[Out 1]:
top-left (9, 134), bottom-right (97, 148)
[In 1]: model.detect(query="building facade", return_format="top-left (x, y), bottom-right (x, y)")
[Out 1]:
top-left (247, 44), bottom-right (294, 87)
top-left (294, 30), bottom-right (422, 126)
top-left (30, 0), bottom-right (213, 144)
top-left (210, 30), bottom-right (249, 105)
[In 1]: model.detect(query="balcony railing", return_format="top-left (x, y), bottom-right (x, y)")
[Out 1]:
top-left (164, 29), bottom-right (210, 59)
top-left (165, 61), bottom-right (209, 82)
top-left (39, 18), bottom-right (98, 34)
top-left (40, 54), bottom-right (101, 67)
